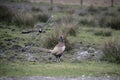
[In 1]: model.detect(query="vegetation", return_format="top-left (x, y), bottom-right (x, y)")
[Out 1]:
top-left (43, 25), bottom-right (74, 51)
top-left (0, 5), bottom-right (14, 24)
top-left (102, 39), bottom-right (120, 63)
top-left (13, 11), bottom-right (35, 27)
top-left (98, 16), bottom-right (111, 28)
top-left (93, 28), bottom-right (112, 36)
top-left (109, 17), bottom-right (120, 30)
top-left (99, 16), bottom-right (120, 30)
top-left (0, 4), bottom-right (50, 28)
top-left (43, 29), bottom-right (60, 49)
top-left (0, 1), bottom-right (120, 77)
top-left (88, 5), bottom-right (99, 14)
top-left (34, 12), bottom-right (49, 22)
top-left (0, 61), bottom-right (120, 77)
top-left (79, 18), bottom-right (95, 27)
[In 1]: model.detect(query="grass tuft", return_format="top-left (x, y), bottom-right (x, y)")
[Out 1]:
top-left (109, 17), bottom-right (120, 30)
top-left (94, 28), bottom-right (112, 37)
top-left (0, 5), bottom-right (14, 24)
top-left (102, 39), bottom-right (120, 63)
top-left (43, 25), bottom-right (73, 51)
top-left (43, 29), bottom-right (59, 49)
top-left (79, 18), bottom-right (95, 27)
top-left (88, 5), bottom-right (99, 15)
top-left (33, 12), bottom-right (49, 22)
top-left (13, 11), bottom-right (35, 27)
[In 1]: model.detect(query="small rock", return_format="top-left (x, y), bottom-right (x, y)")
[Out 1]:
top-left (88, 47), bottom-right (96, 53)
top-left (79, 46), bottom-right (84, 50)
top-left (26, 53), bottom-right (37, 62)
top-left (76, 51), bottom-right (90, 61)
top-left (94, 50), bottom-right (103, 60)
top-left (0, 50), bottom-right (5, 57)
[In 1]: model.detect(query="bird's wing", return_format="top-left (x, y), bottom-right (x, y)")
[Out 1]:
top-left (50, 46), bottom-right (59, 54)
top-left (50, 45), bottom-right (65, 55)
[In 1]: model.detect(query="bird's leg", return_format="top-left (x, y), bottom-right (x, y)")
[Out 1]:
top-left (56, 57), bottom-right (58, 62)
top-left (58, 53), bottom-right (63, 62)
top-left (55, 56), bottom-right (59, 62)
top-left (55, 56), bottom-right (61, 62)
top-left (58, 57), bottom-right (61, 62)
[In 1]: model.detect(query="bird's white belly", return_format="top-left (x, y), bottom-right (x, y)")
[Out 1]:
top-left (62, 46), bottom-right (65, 51)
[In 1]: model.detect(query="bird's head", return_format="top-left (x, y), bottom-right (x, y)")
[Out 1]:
top-left (60, 35), bottom-right (64, 42)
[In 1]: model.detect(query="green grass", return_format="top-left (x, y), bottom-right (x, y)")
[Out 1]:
top-left (0, 61), bottom-right (120, 77)
top-left (0, 3), bottom-right (120, 77)
top-left (67, 27), bottom-right (115, 46)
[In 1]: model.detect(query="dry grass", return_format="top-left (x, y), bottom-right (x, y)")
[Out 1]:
top-left (13, 11), bottom-right (35, 27)
top-left (102, 38), bottom-right (120, 63)
top-left (0, 5), bottom-right (14, 24)
top-left (94, 28), bottom-right (112, 36)
top-left (30, 0), bottom-right (120, 7)
top-left (43, 25), bottom-right (73, 51)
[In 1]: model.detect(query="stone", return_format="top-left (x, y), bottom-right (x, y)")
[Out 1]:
top-left (26, 53), bottom-right (37, 62)
top-left (0, 50), bottom-right (5, 58)
top-left (76, 51), bottom-right (90, 61)
top-left (88, 47), bottom-right (96, 53)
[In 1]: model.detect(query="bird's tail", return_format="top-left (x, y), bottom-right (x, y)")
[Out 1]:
top-left (39, 47), bottom-right (51, 53)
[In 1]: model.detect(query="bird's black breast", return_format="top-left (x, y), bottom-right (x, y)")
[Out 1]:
top-left (53, 53), bottom-right (62, 58)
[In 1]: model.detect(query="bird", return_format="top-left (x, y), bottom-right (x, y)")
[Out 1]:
top-left (39, 35), bottom-right (65, 62)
